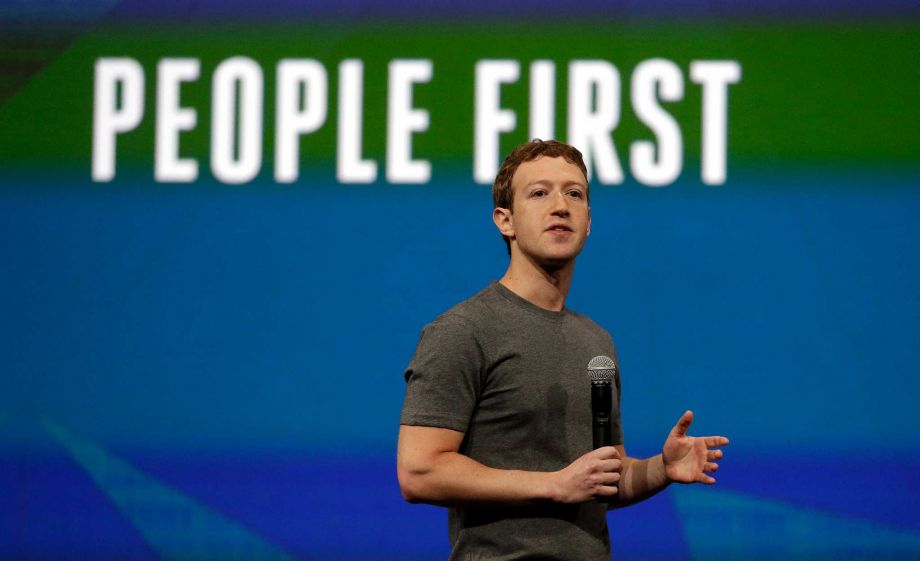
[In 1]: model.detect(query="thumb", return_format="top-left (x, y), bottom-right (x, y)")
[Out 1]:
top-left (672, 410), bottom-right (694, 437)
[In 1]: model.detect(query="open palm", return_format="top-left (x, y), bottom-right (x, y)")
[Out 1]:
top-left (662, 410), bottom-right (729, 485)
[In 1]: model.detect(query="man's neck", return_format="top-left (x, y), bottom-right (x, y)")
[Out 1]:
top-left (498, 254), bottom-right (575, 312)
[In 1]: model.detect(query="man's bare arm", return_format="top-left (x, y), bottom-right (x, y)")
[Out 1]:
top-left (397, 425), bottom-right (622, 507)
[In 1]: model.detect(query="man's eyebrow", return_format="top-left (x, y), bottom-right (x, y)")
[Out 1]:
top-left (526, 179), bottom-right (586, 188)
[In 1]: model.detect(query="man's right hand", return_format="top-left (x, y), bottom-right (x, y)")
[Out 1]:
top-left (552, 446), bottom-right (622, 503)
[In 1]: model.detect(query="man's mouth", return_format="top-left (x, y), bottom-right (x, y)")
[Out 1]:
top-left (546, 224), bottom-right (573, 233)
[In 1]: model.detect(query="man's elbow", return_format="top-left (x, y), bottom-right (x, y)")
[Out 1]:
top-left (397, 462), bottom-right (431, 504)
top-left (397, 465), bottom-right (418, 503)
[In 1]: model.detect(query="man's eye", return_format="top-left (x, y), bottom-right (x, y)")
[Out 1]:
top-left (532, 190), bottom-right (546, 197)
top-left (567, 190), bottom-right (584, 198)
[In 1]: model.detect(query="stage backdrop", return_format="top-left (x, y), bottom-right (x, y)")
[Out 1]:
top-left (1, 1), bottom-right (918, 559)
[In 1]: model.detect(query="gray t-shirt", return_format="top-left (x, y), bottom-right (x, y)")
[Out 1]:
top-left (401, 281), bottom-right (623, 561)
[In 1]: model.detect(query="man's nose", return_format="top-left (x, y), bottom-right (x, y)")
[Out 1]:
top-left (550, 191), bottom-right (570, 216)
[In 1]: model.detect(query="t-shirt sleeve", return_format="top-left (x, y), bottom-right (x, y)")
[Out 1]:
top-left (400, 315), bottom-right (484, 433)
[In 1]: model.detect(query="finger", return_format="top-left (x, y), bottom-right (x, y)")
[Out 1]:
top-left (706, 450), bottom-right (723, 461)
top-left (704, 436), bottom-right (729, 447)
top-left (596, 459), bottom-right (622, 474)
top-left (594, 446), bottom-right (620, 459)
top-left (698, 474), bottom-right (716, 485)
top-left (673, 410), bottom-right (694, 437)
top-left (597, 471), bottom-right (621, 485)
top-left (596, 484), bottom-right (619, 496)
top-left (702, 462), bottom-right (719, 473)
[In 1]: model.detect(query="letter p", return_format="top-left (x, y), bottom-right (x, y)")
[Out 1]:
top-left (92, 58), bottom-right (144, 182)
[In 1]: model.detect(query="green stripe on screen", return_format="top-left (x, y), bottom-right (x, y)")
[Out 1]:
top-left (0, 23), bottom-right (916, 172)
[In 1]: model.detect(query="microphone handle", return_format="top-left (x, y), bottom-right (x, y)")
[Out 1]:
top-left (591, 380), bottom-right (612, 449)
top-left (593, 420), bottom-right (612, 450)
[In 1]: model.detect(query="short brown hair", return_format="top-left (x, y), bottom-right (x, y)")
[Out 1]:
top-left (492, 139), bottom-right (589, 253)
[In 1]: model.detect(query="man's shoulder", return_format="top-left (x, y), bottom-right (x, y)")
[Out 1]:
top-left (565, 307), bottom-right (616, 343)
top-left (566, 307), bottom-right (608, 331)
top-left (428, 283), bottom-right (504, 333)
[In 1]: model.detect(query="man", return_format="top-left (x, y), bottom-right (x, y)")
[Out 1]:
top-left (397, 139), bottom-right (728, 560)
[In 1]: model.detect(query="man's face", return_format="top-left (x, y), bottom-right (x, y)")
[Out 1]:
top-left (495, 156), bottom-right (591, 267)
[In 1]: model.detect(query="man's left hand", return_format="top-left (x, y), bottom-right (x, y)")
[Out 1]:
top-left (662, 410), bottom-right (729, 485)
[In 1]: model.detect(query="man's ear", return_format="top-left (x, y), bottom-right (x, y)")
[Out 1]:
top-left (493, 207), bottom-right (514, 238)
top-left (586, 206), bottom-right (591, 237)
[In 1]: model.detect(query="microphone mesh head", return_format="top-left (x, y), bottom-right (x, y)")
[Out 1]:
top-left (587, 355), bottom-right (616, 381)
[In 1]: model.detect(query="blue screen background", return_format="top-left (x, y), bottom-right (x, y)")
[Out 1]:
top-left (1, 1), bottom-right (919, 559)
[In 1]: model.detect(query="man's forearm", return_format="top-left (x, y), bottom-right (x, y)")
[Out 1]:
top-left (610, 454), bottom-right (671, 508)
top-left (399, 450), bottom-right (558, 507)
top-left (399, 426), bottom-right (624, 507)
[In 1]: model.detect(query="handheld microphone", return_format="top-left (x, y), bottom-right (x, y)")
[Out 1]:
top-left (587, 355), bottom-right (617, 450)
